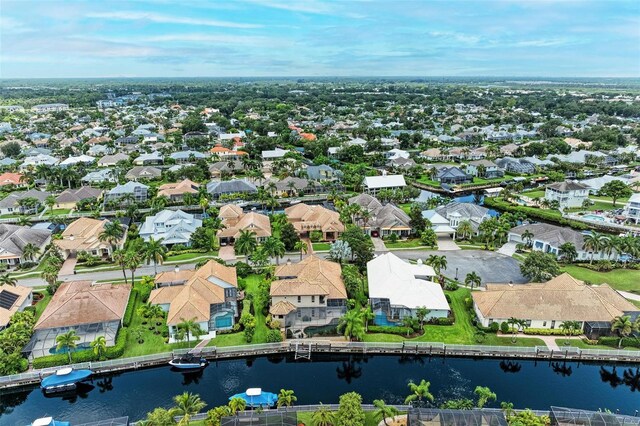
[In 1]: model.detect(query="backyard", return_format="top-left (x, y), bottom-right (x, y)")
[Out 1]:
top-left (561, 265), bottom-right (640, 294)
top-left (383, 238), bottom-right (430, 250)
top-left (364, 288), bottom-right (545, 347)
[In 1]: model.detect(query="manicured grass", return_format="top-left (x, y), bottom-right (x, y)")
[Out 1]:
top-left (554, 338), bottom-right (640, 351)
top-left (312, 243), bottom-right (331, 252)
top-left (520, 190), bottom-right (545, 199)
top-left (205, 332), bottom-right (248, 347)
top-left (165, 251), bottom-right (219, 262)
top-left (242, 274), bottom-right (270, 344)
top-left (416, 176), bottom-right (441, 187)
top-left (561, 265), bottom-right (640, 294)
top-left (364, 288), bottom-right (544, 347)
top-left (34, 293), bottom-right (52, 321)
top-left (384, 239), bottom-right (429, 249)
top-left (49, 208), bottom-right (71, 215)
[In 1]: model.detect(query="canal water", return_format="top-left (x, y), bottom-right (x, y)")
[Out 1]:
top-left (1, 354), bottom-right (639, 424)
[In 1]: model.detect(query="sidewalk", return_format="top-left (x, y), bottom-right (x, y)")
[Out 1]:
top-left (371, 237), bottom-right (388, 252)
top-left (497, 242), bottom-right (517, 256)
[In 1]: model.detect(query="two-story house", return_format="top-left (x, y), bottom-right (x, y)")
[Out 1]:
top-left (269, 256), bottom-right (347, 331)
top-left (103, 181), bottom-right (149, 206)
top-left (544, 180), bottom-right (590, 208)
top-left (624, 193), bottom-right (640, 224)
top-left (465, 159), bottom-right (504, 179)
top-left (139, 209), bottom-right (202, 247)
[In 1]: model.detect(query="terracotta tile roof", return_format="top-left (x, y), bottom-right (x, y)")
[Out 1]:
top-left (0, 172), bottom-right (25, 186)
top-left (35, 281), bottom-right (131, 329)
top-left (54, 218), bottom-right (123, 252)
top-left (218, 210), bottom-right (271, 239)
top-left (154, 269), bottom-right (195, 285)
top-left (270, 256), bottom-right (347, 300)
top-left (157, 179), bottom-right (200, 198)
top-left (269, 300), bottom-right (297, 316)
top-left (284, 203), bottom-right (345, 235)
top-left (474, 273), bottom-right (639, 323)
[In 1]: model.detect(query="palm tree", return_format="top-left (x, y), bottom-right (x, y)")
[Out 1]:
top-left (112, 249), bottom-right (128, 284)
top-left (373, 399), bottom-right (399, 426)
top-left (415, 307), bottom-right (430, 330)
top-left (263, 236), bottom-right (286, 264)
top-left (177, 317), bottom-right (204, 347)
top-left (99, 220), bottom-right (125, 254)
top-left (0, 274), bottom-right (17, 286)
top-left (21, 243), bottom-right (40, 262)
top-left (91, 335), bottom-right (107, 359)
top-left (228, 397), bottom-right (246, 416)
top-left (294, 240), bottom-right (308, 261)
top-left (456, 220), bottom-right (473, 240)
top-left (144, 237), bottom-right (167, 276)
top-left (199, 196), bottom-right (209, 215)
top-left (56, 330), bottom-right (80, 364)
top-left (426, 254), bottom-right (447, 276)
top-left (362, 305), bottom-right (375, 332)
top-left (16, 216), bottom-right (30, 226)
top-left (45, 195), bottom-right (56, 216)
top-left (474, 386), bottom-right (497, 408)
top-left (311, 403), bottom-right (334, 426)
top-left (338, 309), bottom-right (365, 341)
top-left (611, 315), bottom-right (635, 348)
top-left (559, 242), bottom-right (578, 263)
top-left (277, 389), bottom-right (297, 410)
top-left (464, 271), bottom-right (481, 289)
top-left (405, 379), bottom-right (434, 405)
top-left (521, 230), bottom-right (534, 247)
top-left (559, 320), bottom-right (582, 346)
top-left (235, 230), bottom-right (257, 256)
top-left (125, 251), bottom-right (141, 284)
top-left (507, 317), bottom-right (525, 343)
top-left (171, 392), bottom-right (207, 425)
top-left (582, 232), bottom-right (605, 264)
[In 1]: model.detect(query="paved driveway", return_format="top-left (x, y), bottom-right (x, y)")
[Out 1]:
top-left (436, 237), bottom-right (460, 251)
top-left (218, 245), bottom-right (236, 262)
top-left (390, 249), bottom-right (528, 285)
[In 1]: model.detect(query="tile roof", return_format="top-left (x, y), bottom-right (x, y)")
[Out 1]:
top-left (55, 186), bottom-right (103, 204)
top-left (0, 284), bottom-right (31, 328)
top-left (0, 224), bottom-right (50, 260)
top-left (54, 218), bottom-right (123, 252)
top-left (157, 179), bottom-right (200, 198)
top-left (271, 255), bottom-right (347, 300)
top-left (284, 203), bottom-right (345, 235)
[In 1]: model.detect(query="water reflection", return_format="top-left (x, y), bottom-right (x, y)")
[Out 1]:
top-left (600, 366), bottom-right (624, 388)
top-left (499, 360), bottom-right (522, 373)
top-left (336, 356), bottom-right (369, 384)
top-left (599, 366), bottom-right (640, 392)
top-left (44, 383), bottom-right (95, 403)
top-left (0, 389), bottom-right (29, 416)
top-left (622, 368), bottom-right (640, 392)
top-left (181, 369), bottom-right (205, 386)
top-left (551, 362), bottom-right (573, 377)
top-left (96, 377), bottom-right (114, 393)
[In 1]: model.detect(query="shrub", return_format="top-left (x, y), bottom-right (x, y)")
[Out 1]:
top-left (309, 230), bottom-right (323, 242)
top-left (523, 328), bottom-right (581, 336)
top-left (581, 338), bottom-right (599, 346)
top-left (33, 350), bottom-right (98, 369)
top-left (445, 282), bottom-right (459, 291)
top-left (235, 261), bottom-right (252, 278)
top-left (598, 336), bottom-right (640, 348)
top-left (122, 290), bottom-right (139, 327)
top-left (489, 322), bottom-right (500, 333)
top-left (500, 322), bottom-right (509, 334)
top-left (165, 248), bottom-right (209, 256)
top-left (464, 297), bottom-right (473, 309)
top-left (445, 294), bottom-right (452, 303)
top-left (436, 317), bottom-right (454, 326)
top-left (266, 329), bottom-right (282, 343)
top-left (104, 328), bottom-right (128, 359)
top-left (368, 325), bottom-right (413, 335)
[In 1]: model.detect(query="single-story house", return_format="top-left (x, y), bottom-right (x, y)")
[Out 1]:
top-left (98, 153), bottom-right (129, 167)
top-left (54, 217), bottom-right (126, 260)
top-left (363, 174), bottom-right (406, 195)
top-left (55, 186), bottom-right (103, 210)
top-left (0, 224), bottom-right (51, 267)
top-left (368, 253), bottom-right (450, 323)
top-left (0, 284), bottom-right (32, 330)
top-left (82, 169), bottom-right (116, 184)
top-left (157, 179), bottom-right (200, 203)
top-left (434, 167), bottom-right (472, 185)
top-left (473, 273), bottom-right (639, 339)
top-left (125, 166), bottom-right (162, 181)
top-left (0, 189), bottom-right (51, 215)
top-left (134, 151), bottom-right (164, 165)
top-left (104, 181), bottom-right (149, 206)
top-left (0, 172), bottom-right (26, 187)
top-left (206, 179), bottom-right (257, 199)
top-left (285, 203), bottom-right (345, 241)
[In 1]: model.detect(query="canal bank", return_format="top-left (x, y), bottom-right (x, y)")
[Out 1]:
top-left (1, 351), bottom-right (639, 424)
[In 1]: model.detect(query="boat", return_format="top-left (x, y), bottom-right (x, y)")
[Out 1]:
top-left (229, 388), bottom-right (278, 408)
top-left (169, 353), bottom-right (208, 370)
top-left (29, 417), bottom-right (71, 426)
top-left (40, 367), bottom-right (92, 392)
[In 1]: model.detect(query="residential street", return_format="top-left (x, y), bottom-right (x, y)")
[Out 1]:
top-left (16, 249), bottom-right (527, 288)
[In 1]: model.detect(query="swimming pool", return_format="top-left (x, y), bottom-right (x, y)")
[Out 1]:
top-left (374, 313), bottom-right (400, 327)
top-left (49, 342), bottom-right (91, 355)
top-left (583, 214), bottom-right (605, 222)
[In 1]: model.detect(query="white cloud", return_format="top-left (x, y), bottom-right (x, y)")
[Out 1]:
top-left (140, 33), bottom-right (287, 47)
top-left (85, 11), bottom-right (262, 29)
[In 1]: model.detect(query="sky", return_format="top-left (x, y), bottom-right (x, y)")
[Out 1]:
top-left (1, 0), bottom-right (639, 79)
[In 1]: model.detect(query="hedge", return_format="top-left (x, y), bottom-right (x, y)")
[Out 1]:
top-left (368, 325), bottom-right (414, 335)
top-left (165, 248), bottom-right (209, 257)
top-left (523, 328), bottom-right (581, 336)
top-left (32, 328), bottom-right (129, 369)
top-left (428, 317), bottom-right (454, 326)
top-left (483, 197), bottom-right (589, 231)
top-left (597, 336), bottom-right (640, 349)
top-left (123, 290), bottom-right (139, 327)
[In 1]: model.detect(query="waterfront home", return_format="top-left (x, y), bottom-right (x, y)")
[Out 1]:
top-left (421, 210), bottom-right (456, 236)
top-left (434, 167), bottom-right (472, 185)
top-left (508, 223), bottom-right (620, 262)
top-left (624, 193), bottom-right (640, 224)
top-left (285, 203), bottom-right (345, 241)
top-left (139, 209), bottom-right (202, 247)
top-left (494, 157), bottom-right (536, 174)
top-left (0, 284), bottom-right (32, 330)
top-left (209, 160), bottom-right (243, 178)
top-left (348, 193), bottom-right (413, 237)
top-left (367, 253), bottom-right (450, 323)
top-left (544, 180), bottom-right (590, 208)
top-left (149, 260), bottom-right (239, 336)
top-left (269, 256), bottom-right (347, 329)
top-left (473, 273), bottom-right (639, 339)
top-left (26, 281), bottom-right (131, 358)
top-left (305, 164), bottom-right (342, 182)
top-left (55, 217), bottom-right (126, 260)
top-left (217, 204), bottom-right (271, 245)
top-left (0, 189), bottom-right (51, 215)
top-left (82, 169), bottom-right (116, 184)
top-left (54, 186), bottom-right (103, 210)
top-left (268, 177), bottom-right (318, 197)
top-left (157, 179), bottom-right (200, 203)
top-left (363, 174), bottom-right (406, 195)
top-left (206, 179), bottom-right (257, 199)
top-left (434, 202), bottom-right (491, 235)
top-left (0, 172), bottom-right (26, 187)
top-left (465, 159), bottom-right (503, 179)
top-left (0, 224), bottom-right (50, 268)
top-left (104, 182), bottom-right (149, 206)
top-left (125, 166), bottom-right (162, 181)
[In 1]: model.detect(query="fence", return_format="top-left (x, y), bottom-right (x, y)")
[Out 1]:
top-left (2, 340), bottom-right (640, 389)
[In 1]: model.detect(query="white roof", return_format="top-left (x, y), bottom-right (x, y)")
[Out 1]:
top-left (367, 253), bottom-right (450, 311)
top-left (262, 147), bottom-right (289, 159)
top-left (246, 388), bottom-right (262, 396)
top-left (628, 193), bottom-right (640, 203)
top-left (363, 174), bottom-right (406, 189)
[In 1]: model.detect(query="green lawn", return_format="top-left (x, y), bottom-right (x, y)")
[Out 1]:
top-left (520, 190), bottom-right (545, 199)
top-left (364, 288), bottom-right (544, 347)
top-left (561, 265), bottom-right (640, 294)
top-left (297, 410), bottom-right (383, 426)
top-left (34, 293), bottom-right (52, 321)
top-left (312, 243), bottom-right (331, 252)
top-left (384, 239), bottom-right (429, 249)
top-left (242, 274), bottom-right (270, 344)
top-left (165, 251), bottom-right (219, 262)
top-left (49, 208), bottom-right (71, 215)
top-left (416, 176), bottom-right (441, 187)
top-left (554, 338), bottom-right (640, 351)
